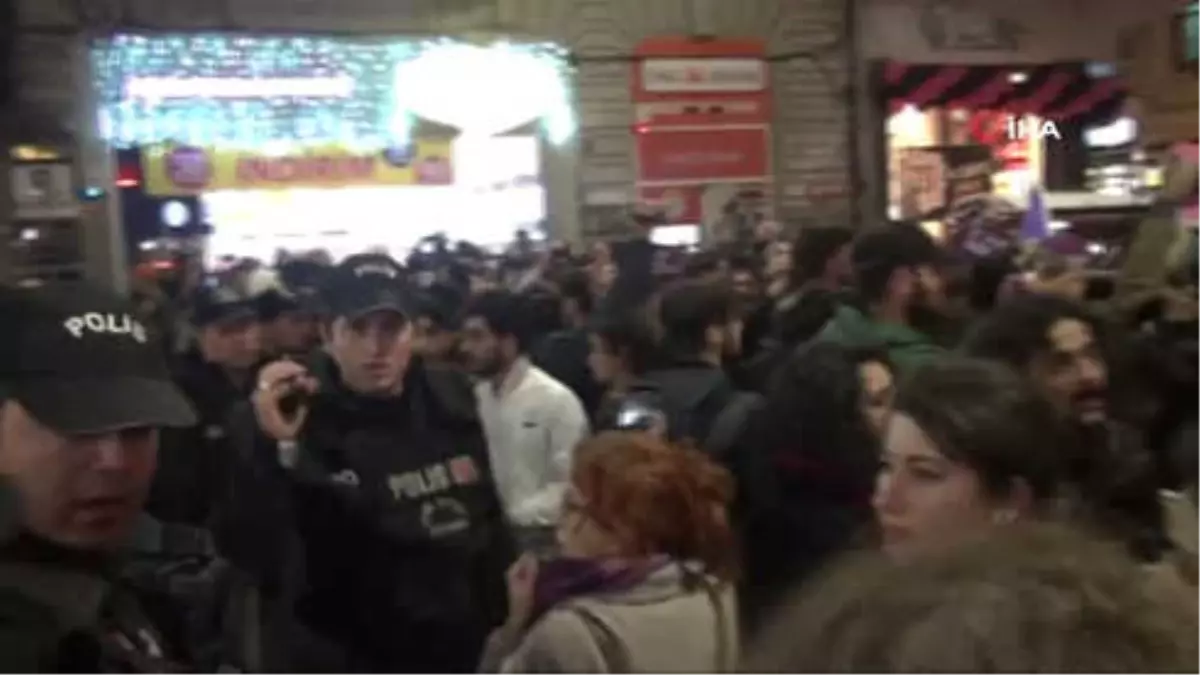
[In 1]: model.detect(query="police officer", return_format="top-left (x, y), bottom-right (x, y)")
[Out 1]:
top-left (222, 253), bottom-right (514, 672)
top-left (0, 283), bottom-right (260, 671)
top-left (147, 280), bottom-right (263, 529)
top-left (253, 260), bottom-right (326, 361)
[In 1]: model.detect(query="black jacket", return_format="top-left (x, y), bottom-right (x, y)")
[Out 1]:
top-left (147, 350), bottom-right (253, 528)
top-left (635, 360), bottom-right (737, 446)
top-left (0, 535), bottom-right (176, 673)
top-left (219, 354), bottom-right (514, 672)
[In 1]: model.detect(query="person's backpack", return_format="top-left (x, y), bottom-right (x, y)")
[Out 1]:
top-left (704, 391), bottom-right (764, 464)
top-left (614, 384), bottom-right (762, 466)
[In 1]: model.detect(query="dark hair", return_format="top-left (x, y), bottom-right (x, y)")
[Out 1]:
top-left (966, 255), bottom-right (1018, 312)
top-left (727, 252), bottom-right (759, 276)
top-left (894, 356), bottom-right (1067, 503)
top-left (791, 226), bottom-right (854, 287)
top-left (657, 280), bottom-right (736, 356)
top-left (589, 310), bottom-right (657, 376)
top-left (744, 522), bottom-right (1199, 673)
top-left (557, 270), bottom-right (593, 316)
top-left (522, 285), bottom-right (563, 342)
top-left (757, 342), bottom-right (887, 495)
top-left (960, 293), bottom-right (1102, 371)
top-left (851, 223), bottom-right (940, 303)
top-left (461, 290), bottom-right (534, 351)
top-left (415, 283), bottom-right (463, 330)
top-left (683, 251), bottom-right (724, 278)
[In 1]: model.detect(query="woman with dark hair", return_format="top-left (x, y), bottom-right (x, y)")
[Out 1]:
top-left (874, 356), bottom-right (1069, 561)
top-left (478, 432), bottom-right (738, 672)
top-left (738, 341), bottom-right (894, 632)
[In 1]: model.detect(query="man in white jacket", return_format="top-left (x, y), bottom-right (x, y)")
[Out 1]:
top-left (460, 290), bottom-right (590, 552)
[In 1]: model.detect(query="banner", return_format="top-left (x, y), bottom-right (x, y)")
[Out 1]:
top-left (636, 128), bottom-right (770, 183)
top-left (142, 140), bottom-right (454, 195)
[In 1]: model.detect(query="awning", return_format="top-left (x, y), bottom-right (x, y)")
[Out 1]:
top-left (882, 61), bottom-right (1126, 125)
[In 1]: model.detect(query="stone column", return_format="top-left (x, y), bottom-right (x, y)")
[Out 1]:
top-left (539, 131), bottom-right (583, 245)
top-left (72, 36), bottom-right (128, 294)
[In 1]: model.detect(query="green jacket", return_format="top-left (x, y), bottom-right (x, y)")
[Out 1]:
top-left (815, 306), bottom-right (945, 375)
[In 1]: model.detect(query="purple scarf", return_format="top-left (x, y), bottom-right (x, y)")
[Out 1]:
top-left (529, 555), bottom-right (672, 625)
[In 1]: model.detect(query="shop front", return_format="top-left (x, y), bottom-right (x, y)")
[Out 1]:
top-left (90, 33), bottom-right (575, 264)
top-left (861, 0), bottom-right (1180, 252)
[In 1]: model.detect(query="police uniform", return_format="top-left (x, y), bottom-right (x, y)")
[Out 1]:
top-left (220, 255), bottom-right (515, 673)
top-left (0, 284), bottom-right (261, 672)
top-left (149, 283), bottom-right (260, 529)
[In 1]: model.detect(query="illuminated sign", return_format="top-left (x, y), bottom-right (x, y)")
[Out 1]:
top-left (124, 76), bottom-right (355, 100)
top-left (142, 141), bottom-right (455, 195)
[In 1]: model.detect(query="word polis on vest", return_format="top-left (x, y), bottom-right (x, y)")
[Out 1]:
top-left (1005, 115), bottom-right (1063, 141)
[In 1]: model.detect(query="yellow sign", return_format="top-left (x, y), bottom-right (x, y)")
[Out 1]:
top-left (142, 141), bottom-right (455, 195)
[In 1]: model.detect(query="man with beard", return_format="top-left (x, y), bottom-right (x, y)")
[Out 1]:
top-left (814, 223), bottom-right (947, 374)
top-left (459, 290), bottom-right (589, 553)
top-left (962, 294), bottom-right (1170, 562)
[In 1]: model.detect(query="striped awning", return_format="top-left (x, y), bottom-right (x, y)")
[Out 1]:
top-left (882, 61), bottom-right (1126, 124)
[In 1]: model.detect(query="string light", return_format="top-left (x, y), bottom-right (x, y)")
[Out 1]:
top-left (91, 34), bottom-right (576, 150)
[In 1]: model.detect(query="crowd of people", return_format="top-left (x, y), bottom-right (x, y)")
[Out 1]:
top-left (1, 166), bottom-right (1198, 672)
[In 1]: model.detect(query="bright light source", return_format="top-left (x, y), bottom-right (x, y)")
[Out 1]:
top-left (139, 240), bottom-right (158, 250)
top-left (19, 228), bottom-right (39, 241)
top-left (1008, 72), bottom-right (1028, 83)
top-left (890, 104), bottom-right (926, 139)
top-left (394, 43), bottom-right (574, 141)
top-left (1086, 242), bottom-right (1106, 255)
top-left (1049, 220), bottom-right (1070, 231)
top-left (125, 76), bottom-right (355, 100)
top-left (161, 200), bottom-right (191, 228)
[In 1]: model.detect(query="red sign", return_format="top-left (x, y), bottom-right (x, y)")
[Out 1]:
top-left (636, 127), bottom-right (769, 183)
top-left (966, 110), bottom-right (1029, 170)
top-left (632, 38), bottom-right (771, 129)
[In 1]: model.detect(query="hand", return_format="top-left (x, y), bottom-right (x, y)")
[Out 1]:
top-left (504, 554), bottom-right (539, 630)
top-left (252, 360), bottom-right (318, 442)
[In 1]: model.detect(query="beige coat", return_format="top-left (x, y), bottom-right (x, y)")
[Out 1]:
top-left (479, 563), bottom-right (738, 673)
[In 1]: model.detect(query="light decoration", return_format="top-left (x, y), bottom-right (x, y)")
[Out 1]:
top-left (92, 34), bottom-right (575, 150)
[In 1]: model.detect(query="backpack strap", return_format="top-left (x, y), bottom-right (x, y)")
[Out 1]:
top-left (687, 571), bottom-right (734, 673)
top-left (569, 603), bottom-right (633, 673)
top-left (704, 392), bottom-right (762, 462)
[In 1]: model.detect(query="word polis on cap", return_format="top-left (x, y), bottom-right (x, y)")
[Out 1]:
top-left (63, 312), bottom-right (148, 344)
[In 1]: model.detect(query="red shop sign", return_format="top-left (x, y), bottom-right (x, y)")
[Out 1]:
top-left (636, 127), bottom-right (769, 183)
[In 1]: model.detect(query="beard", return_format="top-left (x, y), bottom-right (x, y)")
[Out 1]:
top-left (467, 351), bottom-right (505, 378)
top-left (1070, 385), bottom-right (1109, 426)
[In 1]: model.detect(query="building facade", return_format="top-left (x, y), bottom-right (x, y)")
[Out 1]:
top-left (5, 0), bottom-right (867, 289)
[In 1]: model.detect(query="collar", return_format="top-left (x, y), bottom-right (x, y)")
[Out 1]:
top-left (491, 356), bottom-right (531, 398)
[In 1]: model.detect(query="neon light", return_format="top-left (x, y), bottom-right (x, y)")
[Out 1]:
top-left (124, 76), bottom-right (355, 100)
top-left (93, 35), bottom-right (576, 149)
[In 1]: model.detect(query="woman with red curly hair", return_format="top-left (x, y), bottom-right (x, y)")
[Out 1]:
top-left (477, 431), bottom-right (739, 672)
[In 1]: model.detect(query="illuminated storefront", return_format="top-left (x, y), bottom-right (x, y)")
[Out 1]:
top-left (879, 61), bottom-right (1130, 238)
top-left (91, 34), bottom-right (575, 261)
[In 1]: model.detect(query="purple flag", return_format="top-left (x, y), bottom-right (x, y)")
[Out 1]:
top-left (1020, 186), bottom-right (1050, 242)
